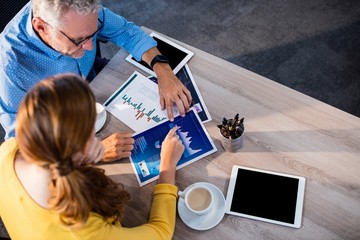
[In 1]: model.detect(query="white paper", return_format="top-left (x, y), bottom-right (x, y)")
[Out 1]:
top-left (104, 71), bottom-right (175, 132)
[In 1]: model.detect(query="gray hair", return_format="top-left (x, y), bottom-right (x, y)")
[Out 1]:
top-left (32, 0), bottom-right (102, 27)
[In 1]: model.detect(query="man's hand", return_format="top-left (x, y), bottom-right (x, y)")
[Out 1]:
top-left (142, 47), bottom-right (192, 121)
top-left (101, 132), bottom-right (135, 162)
top-left (155, 63), bottom-right (192, 121)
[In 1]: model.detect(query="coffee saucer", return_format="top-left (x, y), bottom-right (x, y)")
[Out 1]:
top-left (178, 182), bottom-right (226, 230)
top-left (95, 110), bottom-right (107, 133)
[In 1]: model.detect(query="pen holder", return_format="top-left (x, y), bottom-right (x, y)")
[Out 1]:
top-left (219, 130), bottom-right (245, 152)
top-left (217, 114), bottom-right (245, 152)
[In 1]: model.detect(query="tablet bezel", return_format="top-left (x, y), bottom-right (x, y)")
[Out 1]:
top-left (125, 32), bottom-right (194, 76)
top-left (225, 165), bottom-right (306, 228)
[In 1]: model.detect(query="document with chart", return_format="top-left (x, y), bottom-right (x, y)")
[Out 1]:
top-left (130, 109), bottom-right (217, 186)
top-left (148, 64), bottom-right (212, 123)
top-left (103, 71), bottom-right (175, 132)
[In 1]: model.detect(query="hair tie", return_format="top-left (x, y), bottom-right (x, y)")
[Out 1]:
top-left (56, 158), bottom-right (75, 176)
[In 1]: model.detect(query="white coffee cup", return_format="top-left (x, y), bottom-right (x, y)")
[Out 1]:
top-left (179, 185), bottom-right (213, 215)
top-left (95, 102), bottom-right (105, 121)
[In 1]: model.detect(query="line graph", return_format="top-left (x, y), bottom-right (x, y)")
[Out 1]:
top-left (177, 125), bottom-right (202, 157)
top-left (130, 110), bottom-right (217, 186)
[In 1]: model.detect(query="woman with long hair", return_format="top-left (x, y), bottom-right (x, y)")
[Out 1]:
top-left (0, 74), bottom-right (184, 239)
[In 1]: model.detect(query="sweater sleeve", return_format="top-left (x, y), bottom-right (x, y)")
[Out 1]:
top-left (75, 184), bottom-right (179, 240)
top-left (145, 184), bottom-right (179, 238)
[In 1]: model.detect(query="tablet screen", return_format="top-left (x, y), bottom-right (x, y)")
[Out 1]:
top-left (151, 35), bottom-right (187, 70)
top-left (225, 166), bottom-right (305, 228)
top-left (126, 32), bottom-right (194, 76)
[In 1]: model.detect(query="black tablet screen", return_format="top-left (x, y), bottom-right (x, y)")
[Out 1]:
top-left (131, 36), bottom-right (188, 71)
top-left (230, 168), bottom-right (299, 224)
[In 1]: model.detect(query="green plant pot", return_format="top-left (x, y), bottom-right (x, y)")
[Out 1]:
top-left (219, 130), bottom-right (244, 152)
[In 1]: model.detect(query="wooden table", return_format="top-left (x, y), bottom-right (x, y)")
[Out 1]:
top-left (90, 28), bottom-right (360, 240)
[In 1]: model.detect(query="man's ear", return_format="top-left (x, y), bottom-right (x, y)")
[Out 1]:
top-left (32, 17), bottom-right (47, 34)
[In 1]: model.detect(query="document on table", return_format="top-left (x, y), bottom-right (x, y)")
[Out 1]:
top-left (104, 67), bottom-right (212, 132)
top-left (104, 71), bottom-right (174, 132)
top-left (149, 64), bottom-right (212, 123)
top-left (104, 71), bottom-right (217, 187)
top-left (130, 109), bottom-right (217, 186)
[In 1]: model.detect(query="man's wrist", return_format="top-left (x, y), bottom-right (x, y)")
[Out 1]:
top-left (150, 55), bottom-right (169, 69)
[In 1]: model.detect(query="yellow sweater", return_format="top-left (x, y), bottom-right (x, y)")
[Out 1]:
top-left (0, 138), bottom-right (178, 240)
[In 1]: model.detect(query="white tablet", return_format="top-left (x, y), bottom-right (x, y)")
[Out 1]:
top-left (126, 32), bottom-right (194, 76)
top-left (225, 165), bottom-right (306, 228)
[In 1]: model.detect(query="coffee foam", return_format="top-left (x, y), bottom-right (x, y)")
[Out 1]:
top-left (187, 188), bottom-right (212, 211)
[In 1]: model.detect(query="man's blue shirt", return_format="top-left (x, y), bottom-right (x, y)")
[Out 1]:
top-left (0, 3), bottom-right (156, 139)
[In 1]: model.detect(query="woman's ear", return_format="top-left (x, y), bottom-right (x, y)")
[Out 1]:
top-left (81, 132), bottom-right (96, 156)
top-left (71, 151), bottom-right (85, 167)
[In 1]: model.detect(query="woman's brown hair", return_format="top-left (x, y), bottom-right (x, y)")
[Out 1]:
top-left (16, 74), bottom-right (130, 227)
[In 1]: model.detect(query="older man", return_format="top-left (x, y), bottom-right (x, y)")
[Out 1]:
top-left (0, 0), bottom-right (191, 161)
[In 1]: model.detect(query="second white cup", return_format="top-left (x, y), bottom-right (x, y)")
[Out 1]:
top-left (180, 184), bottom-right (213, 215)
top-left (95, 102), bottom-right (105, 121)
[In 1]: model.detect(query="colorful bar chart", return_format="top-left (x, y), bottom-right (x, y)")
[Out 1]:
top-left (122, 94), bottom-right (166, 123)
top-left (104, 71), bottom-right (169, 132)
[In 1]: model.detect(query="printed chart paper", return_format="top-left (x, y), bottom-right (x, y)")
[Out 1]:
top-left (149, 64), bottom-right (212, 123)
top-left (104, 71), bottom-right (174, 132)
top-left (130, 109), bottom-right (217, 186)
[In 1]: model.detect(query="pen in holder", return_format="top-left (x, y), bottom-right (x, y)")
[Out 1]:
top-left (217, 114), bottom-right (245, 152)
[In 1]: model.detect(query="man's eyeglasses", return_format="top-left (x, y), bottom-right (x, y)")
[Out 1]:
top-left (56, 9), bottom-right (104, 47)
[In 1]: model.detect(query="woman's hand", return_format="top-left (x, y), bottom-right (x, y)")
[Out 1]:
top-left (159, 126), bottom-right (185, 184)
